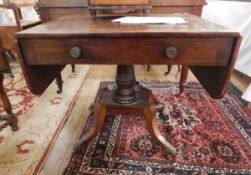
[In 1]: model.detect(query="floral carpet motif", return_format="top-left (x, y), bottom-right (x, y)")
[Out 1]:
top-left (0, 63), bottom-right (38, 117)
top-left (65, 81), bottom-right (251, 175)
top-left (0, 63), bottom-right (39, 131)
top-left (0, 63), bottom-right (90, 175)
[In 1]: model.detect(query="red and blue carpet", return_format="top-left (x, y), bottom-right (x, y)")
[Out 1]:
top-left (65, 81), bottom-right (251, 175)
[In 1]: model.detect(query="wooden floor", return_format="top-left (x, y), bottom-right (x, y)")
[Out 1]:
top-left (39, 65), bottom-right (251, 175)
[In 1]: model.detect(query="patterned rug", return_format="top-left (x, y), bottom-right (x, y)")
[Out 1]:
top-left (0, 63), bottom-right (38, 127)
top-left (0, 63), bottom-right (90, 175)
top-left (65, 81), bottom-right (251, 175)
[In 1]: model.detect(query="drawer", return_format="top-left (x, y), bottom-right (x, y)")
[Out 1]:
top-left (22, 38), bottom-right (121, 65)
top-left (21, 37), bottom-right (234, 65)
top-left (120, 37), bottom-right (234, 66)
top-left (149, 7), bottom-right (193, 14)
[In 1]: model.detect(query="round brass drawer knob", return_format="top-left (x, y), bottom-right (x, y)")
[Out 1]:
top-left (70, 47), bottom-right (82, 59)
top-left (165, 47), bottom-right (178, 59)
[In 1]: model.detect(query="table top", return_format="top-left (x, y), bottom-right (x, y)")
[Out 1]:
top-left (16, 13), bottom-right (240, 39)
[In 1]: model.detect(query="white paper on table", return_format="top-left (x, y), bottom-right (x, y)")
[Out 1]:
top-left (112, 16), bottom-right (187, 24)
top-left (242, 84), bottom-right (251, 102)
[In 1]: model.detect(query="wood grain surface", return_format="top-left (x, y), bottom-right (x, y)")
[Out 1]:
top-left (16, 14), bottom-right (239, 38)
top-left (89, 0), bottom-right (150, 6)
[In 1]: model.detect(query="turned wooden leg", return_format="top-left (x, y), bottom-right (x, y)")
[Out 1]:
top-left (179, 66), bottom-right (189, 95)
top-left (3, 51), bottom-right (14, 78)
top-left (74, 102), bottom-right (106, 152)
top-left (89, 9), bottom-right (97, 17)
top-left (56, 74), bottom-right (63, 94)
top-left (0, 73), bottom-right (18, 131)
top-left (5, 50), bottom-right (16, 79)
top-left (147, 65), bottom-right (151, 72)
top-left (143, 95), bottom-right (176, 155)
top-left (165, 65), bottom-right (172, 76)
top-left (114, 65), bottom-right (137, 104)
top-left (71, 64), bottom-right (75, 73)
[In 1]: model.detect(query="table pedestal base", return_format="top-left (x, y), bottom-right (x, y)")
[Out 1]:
top-left (74, 65), bottom-right (176, 155)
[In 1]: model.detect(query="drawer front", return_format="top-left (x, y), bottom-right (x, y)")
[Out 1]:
top-left (121, 37), bottom-right (234, 66)
top-left (23, 38), bottom-right (121, 65)
top-left (22, 37), bottom-right (234, 66)
top-left (150, 7), bottom-right (193, 14)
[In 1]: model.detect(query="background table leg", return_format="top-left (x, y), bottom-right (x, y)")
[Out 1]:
top-left (0, 73), bottom-right (18, 131)
top-left (179, 66), bottom-right (189, 95)
top-left (147, 65), bottom-right (151, 72)
top-left (165, 65), bottom-right (172, 76)
top-left (56, 74), bottom-right (63, 94)
top-left (71, 65), bottom-right (75, 73)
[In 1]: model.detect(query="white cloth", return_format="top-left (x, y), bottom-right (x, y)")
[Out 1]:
top-left (20, 6), bottom-right (39, 21)
top-left (0, 8), bottom-right (16, 25)
top-left (0, 5), bottom-right (39, 26)
top-left (0, 0), bottom-right (39, 25)
top-left (202, 0), bottom-right (251, 78)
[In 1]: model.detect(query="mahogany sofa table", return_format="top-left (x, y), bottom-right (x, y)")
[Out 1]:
top-left (16, 13), bottom-right (241, 155)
